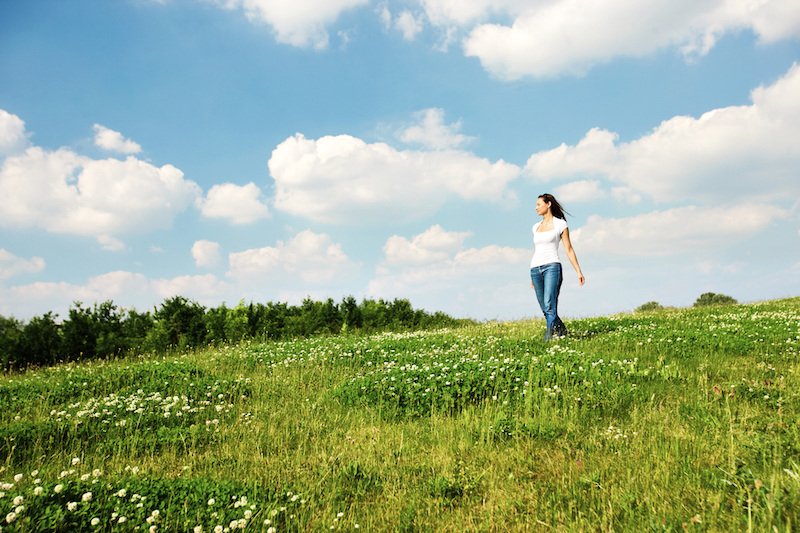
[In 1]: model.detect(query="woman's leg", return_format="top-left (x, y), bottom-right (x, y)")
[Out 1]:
top-left (530, 267), bottom-right (546, 319)
top-left (541, 263), bottom-right (566, 339)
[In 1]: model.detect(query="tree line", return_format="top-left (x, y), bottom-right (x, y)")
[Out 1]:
top-left (0, 296), bottom-right (474, 371)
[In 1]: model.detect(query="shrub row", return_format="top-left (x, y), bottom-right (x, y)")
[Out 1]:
top-left (0, 296), bottom-right (473, 371)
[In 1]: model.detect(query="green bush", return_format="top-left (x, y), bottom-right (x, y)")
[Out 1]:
top-left (635, 301), bottom-right (664, 313)
top-left (693, 292), bottom-right (737, 307)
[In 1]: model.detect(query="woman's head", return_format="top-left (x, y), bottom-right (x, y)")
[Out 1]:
top-left (537, 193), bottom-right (570, 220)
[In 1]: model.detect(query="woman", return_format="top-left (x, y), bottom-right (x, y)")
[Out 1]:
top-left (530, 193), bottom-right (585, 340)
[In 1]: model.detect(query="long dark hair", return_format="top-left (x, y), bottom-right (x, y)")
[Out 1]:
top-left (539, 193), bottom-right (570, 220)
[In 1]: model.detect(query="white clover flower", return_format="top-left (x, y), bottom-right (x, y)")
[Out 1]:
top-left (337, 512), bottom-right (344, 518)
top-left (152, 510), bottom-right (160, 518)
top-left (13, 496), bottom-right (23, 506)
top-left (72, 458), bottom-right (80, 466)
top-left (150, 526), bottom-right (157, 533)
top-left (81, 474), bottom-right (91, 481)
top-left (244, 510), bottom-right (252, 519)
top-left (229, 520), bottom-right (239, 529)
top-left (82, 492), bottom-right (92, 502)
top-left (267, 528), bottom-right (276, 533)
top-left (54, 484), bottom-right (63, 494)
top-left (13, 474), bottom-right (22, 483)
top-left (30, 470), bottom-right (38, 477)
top-left (118, 516), bottom-right (127, 523)
top-left (117, 489), bottom-right (127, 497)
top-left (263, 519), bottom-right (271, 526)
top-left (93, 469), bottom-right (102, 477)
top-left (67, 502), bottom-right (78, 511)
top-left (91, 517), bottom-right (100, 526)
top-left (15, 505), bottom-right (24, 514)
top-left (214, 526), bottom-right (223, 533)
top-left (6, 511), bottom-right (16, 523)
top-left (59, 471), bottom-right (68, 479)
top-left (194, 526), bottom-right (203, 533)
top-left (237, 519), bottom-right (246, 528)
top-left (208, 498), bottom-right (215, 506)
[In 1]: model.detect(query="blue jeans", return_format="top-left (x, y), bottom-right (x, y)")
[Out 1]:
top-left (531, 263), bottom-right (568, 340)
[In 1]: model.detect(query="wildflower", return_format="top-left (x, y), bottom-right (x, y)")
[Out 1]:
top-left (150, 526), bottom-right (157, 533)
top-left (68, 502), bottom-right (78, 511)
top-left (13, 496), bottom-right (23, 506)
top-left (118, 516), bottom-right (127, 523)
top-left (6, 511), bottom-right (16, 523)
top-left (91, 517), bottom-right (100, 526)
top-left (244, 510), bottom-right (252, 519)
top-left (214, 526), bottom-right (223, 533)
top-left (93, 469), bottom-right (102, 477)
top-left (117, 489), bottom-right (127, 498)
top-left (267, 529), bottom-right (276, 533)
top-left (81, 474), bottom-right (91, 481)
top-left (13, 474), bottom-right (22, 483)
top-left (15, 506), bottom-right (24, 514)
top-left (34, 487), bottom-right (43, 496)
top-left (30, 470), bottom-right (38, 477)
top-left (72, 458), bottom-right (80, 466)
top-left (54, 484), bottom-right (63, 493)
top-left (82, 492), bottom-right (92, 502)
top-left (208, 498), bottom-right (215, 506)
top-left (194, 527), bottom-right (203, 533)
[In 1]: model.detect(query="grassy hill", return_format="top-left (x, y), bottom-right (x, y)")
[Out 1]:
top-left (1, 297), bottom-right (799, 532)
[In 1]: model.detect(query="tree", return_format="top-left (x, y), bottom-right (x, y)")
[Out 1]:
top-left (694, 292), bottom-right (737, 307)
top-left (635, 301), bottom-right (664, 313)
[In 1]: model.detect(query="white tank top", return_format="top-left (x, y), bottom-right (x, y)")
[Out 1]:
top-left (530, 217), bottom-right (568, 268)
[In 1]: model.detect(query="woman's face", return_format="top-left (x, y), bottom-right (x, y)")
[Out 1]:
top-left (536, 197), bottom-right (551, 216)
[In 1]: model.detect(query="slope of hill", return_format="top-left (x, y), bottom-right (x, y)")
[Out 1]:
top-left (1, 297), bottom-right (798, 531)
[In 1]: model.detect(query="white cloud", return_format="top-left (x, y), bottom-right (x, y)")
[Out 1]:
top-left (0, 109), bottom-right (30, 156)
top-left (369, 230), bottom-right (532, 319)
top-left (149, 273), bottom-right (228, 300)
top-left (208, 0), bottom-right (369, 49)
top-left (227, 229), bottom-right (355, 283)
top-left (0, 249), bottom-right (45, 280)
top-left (269, 133), bottom-right (519, 224)
top-left (383, 225), bottom-right (472, 265)
top-left (553, 180), bottom-right (606, 203)
top-left (93, 124), bottom-right (142, 154)
top-left (398, 108), bottom-right (474, 150)
top-left (1, 270), bottom-right (229, 319)
top-left (610, 186), bottom-right (641, 204)
top-left (198, 182), bottom-right (271, 224)
top-left (0, 146), bottom-right (201, 237)
top-left (415, 0), bottom-right (800, 79)
top-left (525, 63), bottom-right (800, 205)
top-left (377, 2), bottom-right (392, 29)
top-left (395, 10), bottom-right (423, 40)
top-left (570, 204), bottom-right (788, 257)
top-left (192, 240), bottom-right (222, 268)
top-left (97, 235), bottom-right (127, 252)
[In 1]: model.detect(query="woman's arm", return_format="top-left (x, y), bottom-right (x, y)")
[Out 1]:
top-left (561, 228), bottom-right (585, 286)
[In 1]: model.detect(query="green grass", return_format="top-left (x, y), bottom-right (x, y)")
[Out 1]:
top-left (1, 297), bottom-right (799, 532)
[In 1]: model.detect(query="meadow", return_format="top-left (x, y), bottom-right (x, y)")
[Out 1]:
top-left (1, 297), bottom-right (799, 532)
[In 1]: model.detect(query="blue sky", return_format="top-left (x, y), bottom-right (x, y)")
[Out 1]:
top-left (1, 0), bottom-right (799, 321)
